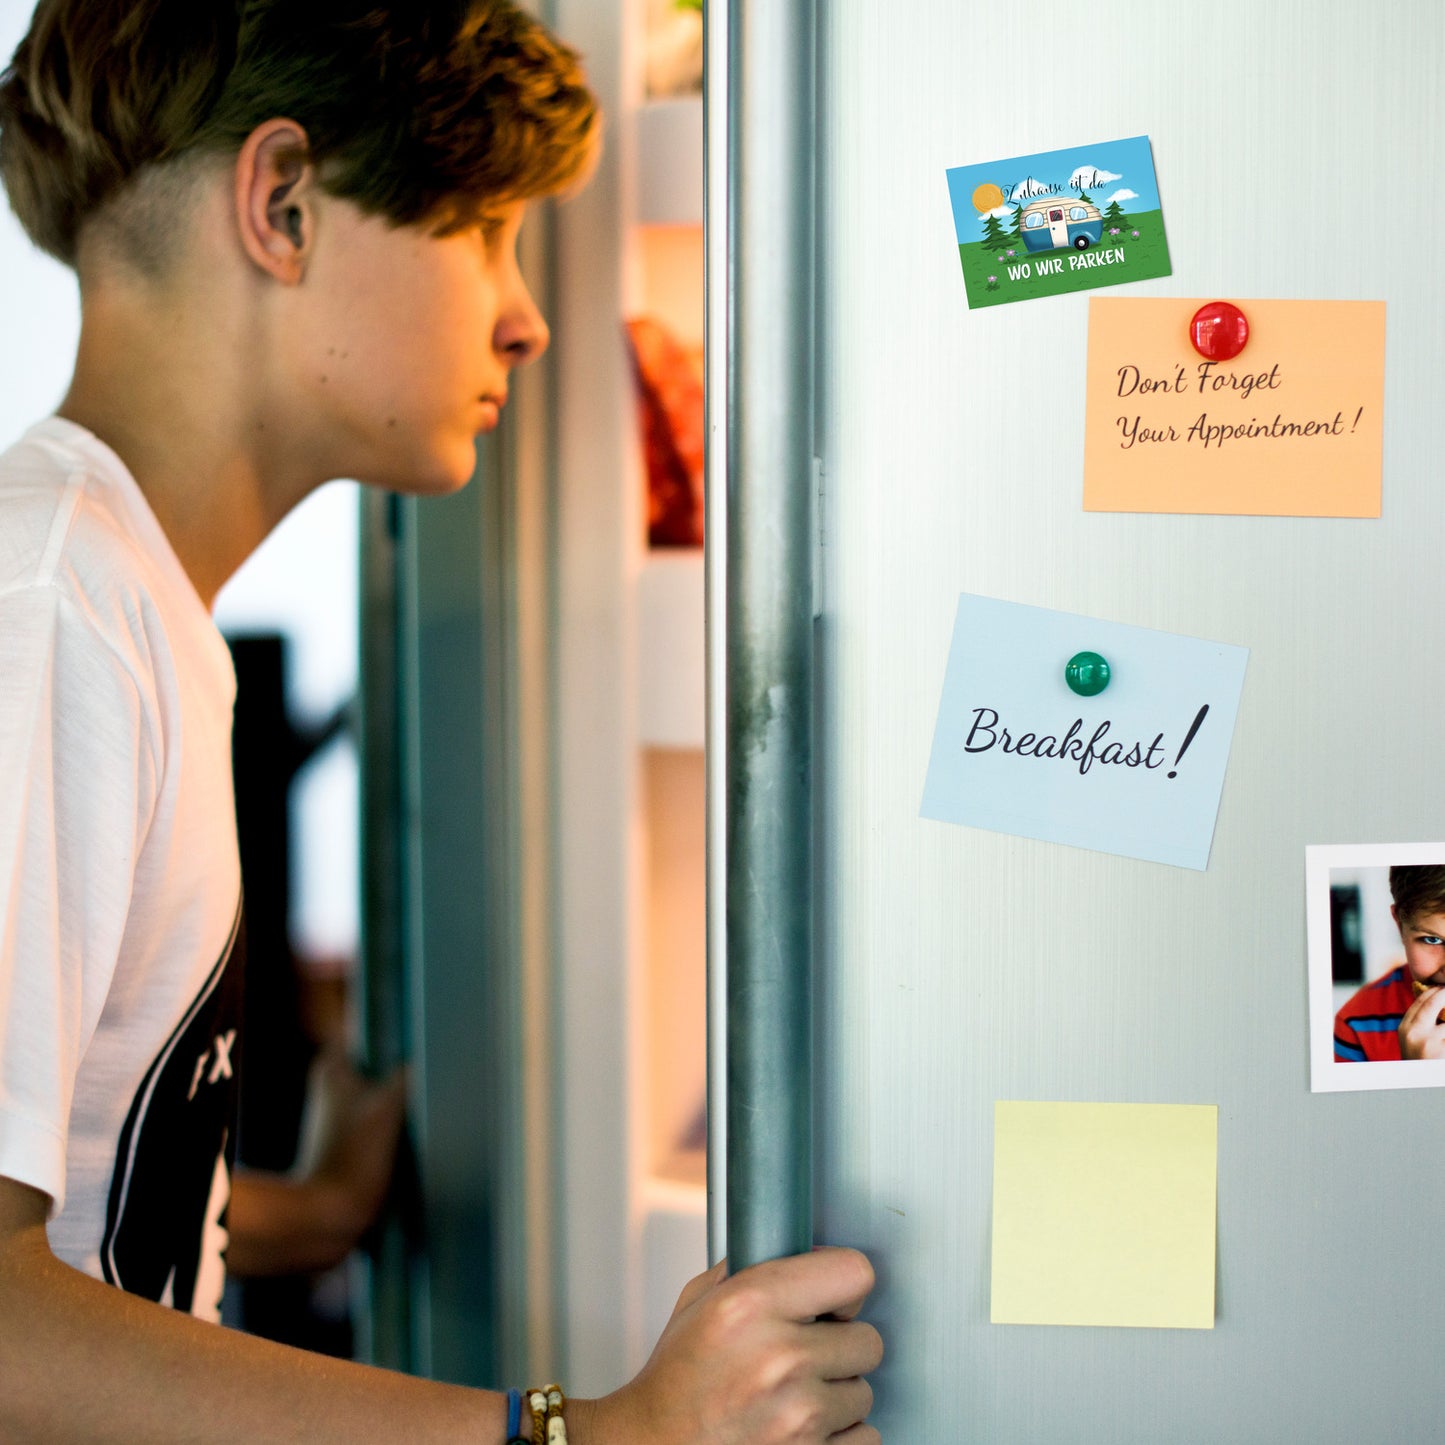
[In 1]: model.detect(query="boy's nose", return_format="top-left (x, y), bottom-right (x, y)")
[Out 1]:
top-left (497, 284), bottom-right (550, 369)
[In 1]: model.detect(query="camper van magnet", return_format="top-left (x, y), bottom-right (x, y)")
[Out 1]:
top-left (945, 136), bottom-right (1170, 309)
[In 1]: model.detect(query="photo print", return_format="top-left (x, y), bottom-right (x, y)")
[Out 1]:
top-left (1306, 842), bottom-right (1445, 1093)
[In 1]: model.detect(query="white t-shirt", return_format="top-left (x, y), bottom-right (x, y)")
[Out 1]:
top-left (0, 415), bottom-right (244, 1321)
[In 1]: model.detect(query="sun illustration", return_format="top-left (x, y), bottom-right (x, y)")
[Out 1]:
top-left (971, 182), bottom-right (1006, 214)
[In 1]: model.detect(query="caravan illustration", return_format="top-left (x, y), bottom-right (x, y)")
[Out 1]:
top-left (946, 136), bottom-right (1171, 308)
top-left (1019, 195), bottom-right (1103, 252)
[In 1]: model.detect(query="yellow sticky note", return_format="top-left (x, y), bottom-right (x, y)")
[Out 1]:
top-left (1083, 297), bottom-right (1385, 516)
top-left (991, 1101), bottom-right (1217, 1330)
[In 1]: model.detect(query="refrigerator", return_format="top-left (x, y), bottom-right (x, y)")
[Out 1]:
top-left (363, 1), bottom-right (1445, 1437)
top-left (772, 0), bottom-right (1445, 1438)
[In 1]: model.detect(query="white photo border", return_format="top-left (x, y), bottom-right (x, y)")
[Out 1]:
top-left (1306, 842), bottom-right (1445, 1093)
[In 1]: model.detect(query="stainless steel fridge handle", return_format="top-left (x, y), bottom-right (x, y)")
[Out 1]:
top-left (716, 0), bottom-right (818, 1275)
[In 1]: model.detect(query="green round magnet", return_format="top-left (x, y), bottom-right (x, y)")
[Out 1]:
top-left (1065, 651), bottom-right (1111, 697)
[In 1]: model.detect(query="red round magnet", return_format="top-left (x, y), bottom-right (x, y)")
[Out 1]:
top-left (1189, 301), bottom-right (1249, 361)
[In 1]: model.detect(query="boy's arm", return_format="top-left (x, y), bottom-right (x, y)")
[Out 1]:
top-left (0, 1176), bottom-right (506, 1444)
top-left (224, 1170), bottom-right (375, 1278)
top-left (0, 1174), bottom-right (882, 1444)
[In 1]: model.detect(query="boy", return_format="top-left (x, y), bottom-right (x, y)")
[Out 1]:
top-left (1334, 864), bottom-right (1445, 1062)
top-left (0, 2), bottom-right (882, 1440)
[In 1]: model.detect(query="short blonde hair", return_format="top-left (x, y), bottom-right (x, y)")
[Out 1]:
top-left (0, 0), bottom-right (600, 274)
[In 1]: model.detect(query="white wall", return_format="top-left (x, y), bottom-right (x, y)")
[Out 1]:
top-left (214, 485), bottom-right (361, 966)
top-left (0, 2), bottom-right (81, 453)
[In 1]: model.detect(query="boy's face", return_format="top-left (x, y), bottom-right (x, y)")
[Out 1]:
top-left (285, 197), bottom-right (548, 494)
top-left (1393, 906), bottom-right (1445, 987)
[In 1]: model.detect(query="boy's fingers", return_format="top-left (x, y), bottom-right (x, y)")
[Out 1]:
top-left (1402, 987), bottom-right (1445, 1030)
top-left (810, 1245), bottom-right (874, 1322)
top-left (730, 1246), bottom-right (875, 1324)
top-left (811, 1318), bottom-right (885, 1380)
top-left (1427, 986), bottom-right (1445, 1027)
top-left (817, 1376), bottom-right (874, 1438)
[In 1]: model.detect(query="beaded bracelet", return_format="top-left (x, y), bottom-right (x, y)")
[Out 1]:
top-left (525, 1383), bottom-right (568, 1445)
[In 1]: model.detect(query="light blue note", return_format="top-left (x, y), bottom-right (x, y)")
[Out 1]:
top-left (921, 595), bottom-right (1249, 869)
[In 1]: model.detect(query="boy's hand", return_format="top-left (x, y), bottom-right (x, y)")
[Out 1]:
top-left (226, 1049), bottom-right (408, 1277)
top-left (292, 1046), bottom-right (409, 1228)
top-left (1399, 986), bottom-right (1445, 1059)
top-left (573, 1246), bottom-right (882, 1445)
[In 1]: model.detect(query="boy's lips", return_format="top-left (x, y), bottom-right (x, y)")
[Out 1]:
top-left (477, 392), bottom-right (507, 430)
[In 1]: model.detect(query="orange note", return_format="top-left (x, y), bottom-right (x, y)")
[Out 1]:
top-left (1083, 297), bottom-right (1385, 517)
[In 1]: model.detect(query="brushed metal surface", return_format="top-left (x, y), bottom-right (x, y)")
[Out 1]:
top-left (814, 1), bottom-right (1445, 1437)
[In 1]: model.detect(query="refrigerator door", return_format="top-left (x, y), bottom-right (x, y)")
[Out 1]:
top-left (810, 2), bottom-right (1445, 1439)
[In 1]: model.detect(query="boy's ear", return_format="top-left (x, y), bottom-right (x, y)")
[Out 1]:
top-left (234, 119), bottom-right (316, 282)
top-left (1391, 904), bottom-right (1401, 930)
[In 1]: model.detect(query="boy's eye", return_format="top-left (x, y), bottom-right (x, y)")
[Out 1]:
top-left (1417, 935), bottom-right (1444, 946)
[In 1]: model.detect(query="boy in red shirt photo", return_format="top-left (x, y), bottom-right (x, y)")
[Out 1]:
top-left (1334, 864), bottom-right (1445, 1063)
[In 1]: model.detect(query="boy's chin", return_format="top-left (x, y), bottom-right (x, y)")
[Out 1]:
top-left (368, 436), bottom-right (480, 496)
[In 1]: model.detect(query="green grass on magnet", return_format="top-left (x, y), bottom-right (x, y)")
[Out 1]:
top-left (958, 210), bottom-right (1170, 309)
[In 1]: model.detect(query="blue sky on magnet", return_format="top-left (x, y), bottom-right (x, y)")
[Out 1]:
top-left (946, 135), bottom-right (1163, 241)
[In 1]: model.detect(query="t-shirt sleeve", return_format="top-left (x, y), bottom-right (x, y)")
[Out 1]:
top-left (1333, 1017), bottom-right (1366, 1062)
top-left (1333, 991), bottom-right (1368, 1062)
top-left (0, 585), bottom-right (155, 1213)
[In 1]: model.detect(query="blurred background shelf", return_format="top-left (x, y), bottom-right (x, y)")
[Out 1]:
top-left (549, 0), bottom-right (708, 1390)
top-left (637, 97), bottom-right (704, 227)
top-left (639, 1177), bottom-right (708, 1358)
top-left (638, 550), bottom-right (705, 749)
